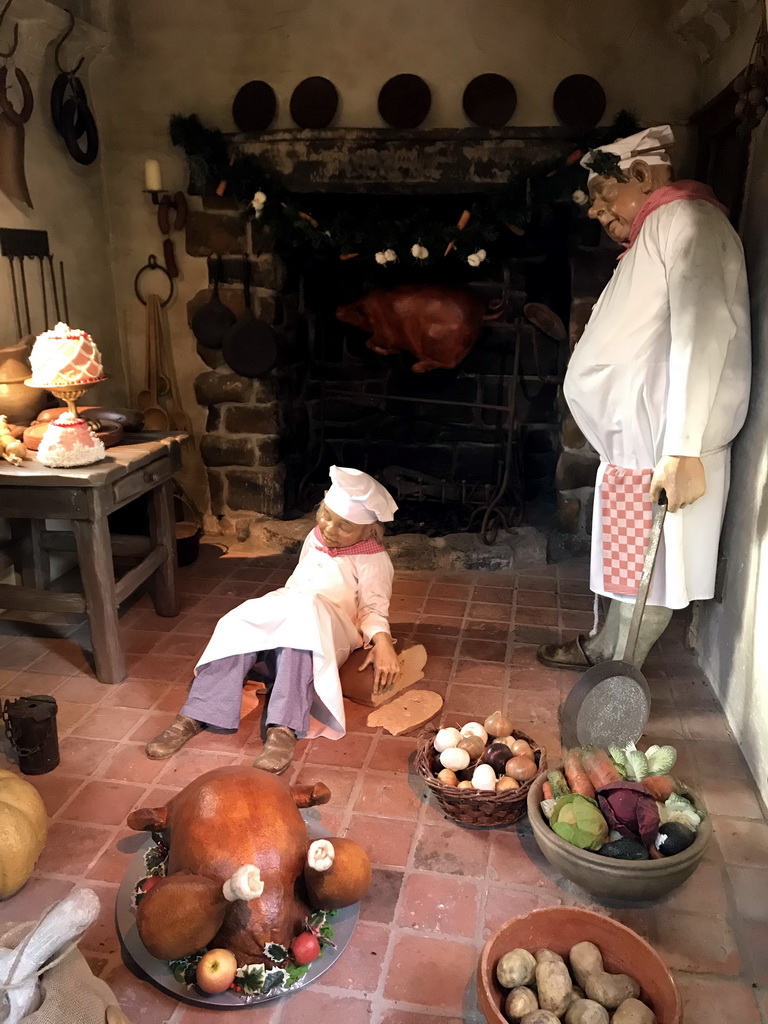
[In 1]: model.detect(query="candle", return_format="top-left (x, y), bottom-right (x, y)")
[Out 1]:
top-left (144, 159), bottom-right (162, 192)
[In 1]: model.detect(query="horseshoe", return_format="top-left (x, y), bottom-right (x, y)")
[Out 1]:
top-left (60, 96), bottom-right (99, 165)
top-left (50, 71), bottom-right (87, 134)
top-left (0, 66), bottom-right (33, 125)
top-left (157, 191), bottom-right (188, 235)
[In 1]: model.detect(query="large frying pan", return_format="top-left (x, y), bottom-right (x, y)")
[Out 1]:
top-left (221, 255), bottom-right (278, 378)
top-left (560, 492), bottom-right (668, 750)
top-left (191, 256), bottom-right (236, 349)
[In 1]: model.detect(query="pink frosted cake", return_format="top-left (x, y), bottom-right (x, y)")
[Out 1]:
top-left (36, 412), bottom-right (106, 467)
top-left (28, 322), bottom-right (105, 387)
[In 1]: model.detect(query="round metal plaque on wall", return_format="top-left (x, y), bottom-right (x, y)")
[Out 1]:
top-left (378, 73), bottom-right (432, 128)
top-left (553, 74), bottom-right (606, 128)
top-left (232, 80), bottom-right (277, 132)
top-left (289, 76), bottom-right (339, 129)
top-left (462, 74), bottom-right (517, 128)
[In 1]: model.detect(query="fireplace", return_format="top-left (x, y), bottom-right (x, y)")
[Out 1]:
top-left (187, 128), bottom-right (608, 548)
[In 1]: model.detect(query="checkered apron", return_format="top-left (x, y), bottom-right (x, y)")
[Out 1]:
top-left (601, 465), bottom-right (653, 596)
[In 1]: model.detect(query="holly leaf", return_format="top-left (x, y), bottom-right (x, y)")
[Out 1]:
top-left (261, 967), bottom-right (288, 995)
top-left (239, 963), bottom-right (266, 995)
top-left (264, 942), bottom-right (289, 964)
top-left (284, 963), bottom-right (311, 988)
top-left (308, 910), bottom-right (326, 930)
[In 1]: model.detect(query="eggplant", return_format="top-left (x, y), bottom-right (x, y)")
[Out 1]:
top-left (654, 822), bottom-right (696, 856)
top-left (598, 838), bottom-right (649, 860)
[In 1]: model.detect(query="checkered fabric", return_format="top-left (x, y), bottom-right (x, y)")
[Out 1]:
top-left (312, 526), bottom-right (386, 558)
top-left (601, 464), bottom-right (654, 596)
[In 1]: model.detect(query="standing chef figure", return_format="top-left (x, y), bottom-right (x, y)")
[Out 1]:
top-left (538, 125), bottom-right (752, 671)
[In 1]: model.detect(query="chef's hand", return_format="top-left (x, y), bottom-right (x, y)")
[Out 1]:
top-left (649, 456), bottom-right (706, 513)
top-left (359, 633), bottom-right (400, 694)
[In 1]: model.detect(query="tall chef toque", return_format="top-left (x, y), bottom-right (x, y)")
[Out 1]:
top-left (581, 125), bottom-right (675, 183)
top-left (324, 466), bottom-right (398, 524)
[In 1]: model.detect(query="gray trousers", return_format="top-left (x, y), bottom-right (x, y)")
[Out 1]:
top-left (181, 647), bottom-right (315, 736)
top-left (583, 599), bottom-right (673, 669)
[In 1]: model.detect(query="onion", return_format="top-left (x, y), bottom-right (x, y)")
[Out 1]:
top-left (457, 780), bottom-right (474, 790)
top-left (437, 768), bottom-right (458, 787)
top-left (471, 764), bottom-right (497, 791)
top-left (456, 734), bottom-right (485, 760)
top-left (434, 727), bottom-right (462, 752)
top-left (510, 739), bottom-right (534, 759)
top-left (505, 755), bottom-right (538, 782)
top-left (484, 711), bottom-right (514, 738)
top-left (460, 721), bottom-right (488, 745)
top-left (496, 776), bottom-right (520, 792)
top-left (496, 735), bottom-right (517, 750)
top-left (440, 747), bottom-right (471, 771)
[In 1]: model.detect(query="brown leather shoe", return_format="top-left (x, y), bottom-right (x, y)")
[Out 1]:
top-left (252, 726), bottom-right (296, 775)
top-left (145, 714), bottom-right (204, 759)
top-left (536, 634), bottom-right (595, 671)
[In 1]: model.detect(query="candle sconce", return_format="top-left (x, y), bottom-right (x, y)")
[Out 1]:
top-left (143, 188), bottom-right (168, 206)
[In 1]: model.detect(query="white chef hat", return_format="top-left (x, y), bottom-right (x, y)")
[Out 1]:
top-left (581, 125), bottom-right (675, 183)
top-left (324, 466), bottom-right (398, 524)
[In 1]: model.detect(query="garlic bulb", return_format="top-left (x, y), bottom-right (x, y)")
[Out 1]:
top-left (471, 764), bottom-right (497, 791)
top-left (440, 747), bottom-right (471, 771)
top-left (460, 722), bottom-right (488, 745)
top-left (434, 727), bottom-right (462, 752)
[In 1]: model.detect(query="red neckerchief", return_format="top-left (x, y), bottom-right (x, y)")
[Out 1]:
top-left (617, 180), bottom-right (729, 260)
top-left (312, 526), bottom-right (385, 557)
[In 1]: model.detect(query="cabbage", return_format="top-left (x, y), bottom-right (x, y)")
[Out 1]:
top-left (662, 792), bottom-right (702, 832)
top-left (646, 744), bottom-right (678, 776)
top-left (609, 747), bottom-right (629, 778)
top-left (625, 748), bottom-right (649, 782)
top-left (550, 794), bottom-right (609, 851)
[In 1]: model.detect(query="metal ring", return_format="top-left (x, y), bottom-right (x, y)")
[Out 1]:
top-left (134, 254), bottom-right (174, 307)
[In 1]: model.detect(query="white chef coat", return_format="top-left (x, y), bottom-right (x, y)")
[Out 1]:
top-left (564, 199), bottom-right (751, 608)
top-left (196, 530), bottom-right (395, 739)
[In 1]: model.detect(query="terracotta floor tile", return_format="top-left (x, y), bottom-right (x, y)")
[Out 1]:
top-left (739, 920), bottom-right (768, 986)
top-left (127, 653), bottom-right (194, 684)
top-left (27, 644), bottom-right (91, 675)
top-left (517, 588), bottom-right (558, 608)
top-left (397, 871), bottom-right (481, 937)
top-left (3, 670), bottom-right (69, 698)
top-left (157, 748), bottom-right (238, 788)
top-left (458, 639), bottom-right (507, 663)
top-left (558, 592), bottom-right (593, 610)
top-left (714, 817), bottom-right (768, 867)
top-left (378, 1011), bottom-right (463, 1024)
top-left (80, 881), bottom-right (121, 957)
top-left (700, 776), bottom-right (764, 819)
top-left (60, 779), bottom-right (149, 825)
top-left (44, 674), bottom-right (106, 704)
top-left (354, 770), bottom-right (423, 818)
top-left (104, 961), bottom-right (179, 1023)
top-left (462, 621), bottom-right (509, 642)
top-left (413, 822), bottom-right (491, 877)
top-left (116, 629), bottom-right (164, 654)
top-left (474, 586), bottom-right (514, 603)
top-left (29, 772), bottom-right (84, 816)
top-left (727, 865), bottom-right (768, 922)
top-left (514, 624), bottom-right (561, 645)
top-left (35, 820), bottom-right (114, 875)
top-left (192, 726), bottom-right (252, 755)
top-left (454, 661), bottom-right (507, 686)
top-left (656, 861), bottom-right (729, 917)
top-left (53, 699), bottom-right (92, 736)
top-left (649, 909), bottom-right (741, 974)
top-left (177, 1004), bottom-right (282, 1023)
top-left (392, 579), bottom-right (431, 596)
top-left (3, 875), bottom-right (74, 921)
top-left (0, 640), bottom-right (51, 671)
top-left (128, 711), bottom-right (176, 743)
top-left (304, 731), bottom-right (373, 769)
top-left (674, 973), bottom-right (761, 1024)
top-left (341, 699), bottom-right (381, 734)
top-left (443, 685), bottom-right (504, 722)
top-left (367, 734), bottom-right (417, 773)
top-left (71, 706), bottom-right (147, 740)
top-left (488, 827), bottom-right (563, 890)
top-left (516, 575), bottom-right (557, 591)
top-left (482, 883), bottom-right (563, 938)
top-left (280, 990), bottom-right (372, 1024)
top-left (86, 830), bottom-right (147, 883)
top-left (101, 742), bottom-right (172, 784)
top-left (170, 613), bottom-right (222, 636)
top-left (344, 813), bottom-right (417, 867)
top-left (516, 605), bottom-right (559, 626)
top-left (468, 601), bottom-right (512, 622)
top-left (58, 736), bottom-right (114, 775)
top-left (410, 636), bottom-right (457, 658)
top-left (421, 655), bottom-right (455, 684)
top-left (292, 765), bottom-right (358, 810)
top-left (561, 610), bottom-right (595, 630)
top-left (151, 634), bottom-right (206, 659)
top-left (319, 920), bottom-right (389, 991)
top-left (683, 707), bottom-right (733, 742)
top-left (384, 933), bottom-right (475, 1011)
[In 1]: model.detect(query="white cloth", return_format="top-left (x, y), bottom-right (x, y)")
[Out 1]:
top-left (581, 125), bottom-right (675, 182)
top-left (324, 466), bottom-right (398, 524)
top-left (564, 199), bottom-right (751, 609)
top-left (195, 530), bottom-right (395, 739)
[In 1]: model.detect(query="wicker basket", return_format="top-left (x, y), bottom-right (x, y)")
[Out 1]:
top-left (416, 726), bottom-right (547, 829)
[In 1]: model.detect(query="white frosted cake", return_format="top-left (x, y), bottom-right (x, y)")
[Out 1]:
top-left (37, 412), bottom-right (106, 467)
top-left (28, 322), bottom-right (104, 387)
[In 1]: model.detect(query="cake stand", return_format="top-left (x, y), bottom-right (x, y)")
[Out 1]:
top-left (115, 818), bottom-right (360, 1010)
top-left (25, 376), bottom-right (108, 420)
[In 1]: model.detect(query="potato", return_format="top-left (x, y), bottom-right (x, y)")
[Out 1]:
top-left (570, 986), bottom-right (586, 1003)
top-left (505, 986), bottom-right (539, 1022)
top-left (534, 948), bottom-right (564, 965)
top-left (564, 997), bottom-right (609, 1024)
top-left (535, 960), bottom-right (573, 1017)
top-left (611, 997), bottom-right (656, 1024)
top-left (584, 972), bottom-right (640, 1010)
top-left (569, 941), bottom-right (604, 989)
top-left (520, 1013), bottom-right (561, 1024)
top-left (496, 948), bottom-right (537, 989)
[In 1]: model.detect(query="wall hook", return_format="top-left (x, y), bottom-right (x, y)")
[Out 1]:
top-left (0, 0), bottom-right (18, 61)
top-left (54, 9), bottom-right (84, 76)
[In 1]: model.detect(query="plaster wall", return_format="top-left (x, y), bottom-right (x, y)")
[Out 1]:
top-left (696, 6), bottom-right (768, 806)
top-left (94, 0), bottom-right (700, 512)
top-left (0, 0), bottom-right (123, 405)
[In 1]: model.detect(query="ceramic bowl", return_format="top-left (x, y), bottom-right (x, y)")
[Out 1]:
top-left (477, 906), bottom-right (682, 1024)
top-left (527, 772), bottom-right (711, 901)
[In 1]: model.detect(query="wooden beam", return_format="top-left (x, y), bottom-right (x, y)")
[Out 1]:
top-left (0, 583), bottom-right (85, 614)
top-left (40, 531), bottom-right (153, 557)
top-left (114, 546), bottom-right (167, 605)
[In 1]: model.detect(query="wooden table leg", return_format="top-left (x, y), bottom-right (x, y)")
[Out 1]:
top-left (72, 516), bottom-right (125, 685)
top-left (148, 479), bottom-right (179, 617)
top-left (10, 520), bottom-right (50, 588)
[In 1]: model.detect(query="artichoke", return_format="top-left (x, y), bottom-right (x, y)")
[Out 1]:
top-left (549, 794), bottom-right (609, 851)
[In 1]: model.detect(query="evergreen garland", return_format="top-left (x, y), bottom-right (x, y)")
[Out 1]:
top-left (169, 110), bottom-right (639, 265)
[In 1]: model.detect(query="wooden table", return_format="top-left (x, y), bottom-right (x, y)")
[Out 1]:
top-left (0, 432), bottom-right (187, 684)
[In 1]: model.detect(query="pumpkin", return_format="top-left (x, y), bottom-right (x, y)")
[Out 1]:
top-left (0, 769), bottom-right (48, 898)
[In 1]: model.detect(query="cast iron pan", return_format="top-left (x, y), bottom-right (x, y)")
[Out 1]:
top-left (560, 493), bottom-right (667, 750)
top-left (523, 302), bottom-right (567, 342)
top-left (190, 256), bottom-right (236, 349)
top-left (553, 74), bottom-right (606, 128)
top-left (222, 255), bottom-right (278, 378)
top-left (232, 80), bottom-right (277, 132)
top-left (290, 77), bottom-right (338, 129)
top-left (378, 74), bottom-right (431, 128)
top-left (462, 73), bottom-right (517, 128)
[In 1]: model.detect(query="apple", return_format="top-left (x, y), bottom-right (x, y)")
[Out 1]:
top-left (139, 876), bottom-right (161, 894)
top-left (196, 948), bottom-right (238, 994)
top-left (291, 931), bottom-right (321, 966)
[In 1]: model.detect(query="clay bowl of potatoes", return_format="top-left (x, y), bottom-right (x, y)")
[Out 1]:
top-left (477, 906), bottom-right (681, 1024)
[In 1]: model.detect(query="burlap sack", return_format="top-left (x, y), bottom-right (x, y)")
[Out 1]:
top-left (0, 923), bottom-right (131, 1024)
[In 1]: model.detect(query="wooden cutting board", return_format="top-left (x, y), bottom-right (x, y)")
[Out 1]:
top-left (367, 689), bottom-right (443, 736)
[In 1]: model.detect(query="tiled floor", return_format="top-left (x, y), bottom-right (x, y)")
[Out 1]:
top-left (1, 541), bottom-right (767, 1023)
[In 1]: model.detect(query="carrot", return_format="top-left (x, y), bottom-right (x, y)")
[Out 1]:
top-left (642, 775), bottom-right (676, 801)
top-left (564, 748), bottom-right (596, 799)
top-left (543, 781), bottom-right (554, 801)
top-left (581, 747), bottom-right (622, 790)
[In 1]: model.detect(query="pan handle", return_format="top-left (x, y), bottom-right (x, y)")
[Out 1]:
top-left (622, 492), bottom-right (667, 666)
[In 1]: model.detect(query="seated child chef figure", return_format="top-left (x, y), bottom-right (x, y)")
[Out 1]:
top-left (145, 467), bottom-right (401, 774)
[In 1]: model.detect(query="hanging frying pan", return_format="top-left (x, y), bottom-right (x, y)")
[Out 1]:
top-left (290, 77), bottom-right (338, 129)
top-left (560, 493), bottom-right (667, 750)
top-left (190, 256), bottom-right (236, 349)
top-left (222, 256), bottom-right (278, 378)
top-left (378, 74), bottom-right (431, 128)
top-left (553, 74), bottom-right (606, 128)
top-left (232, 80), bottom-right (277, 132)
top-left (523, 302), bottom-right (567, 342)
top-left (462, 74), bottom-right (517, 128)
